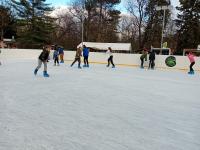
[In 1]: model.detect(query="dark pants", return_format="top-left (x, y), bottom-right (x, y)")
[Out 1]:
top-left (84, 56), bottom-right (89, 65)
top-left (140, 58), bottom-right (144, 68)
top-left (107, 56), bottom-right (115, 67)
top-left (54, 57), bottom-right (59, 65)
top-left (190, 62), bottom-right (195, 72)
top-left (149, 60), bottom-right (155, 69)
top-left (71, 57), bottom-right (81, 67)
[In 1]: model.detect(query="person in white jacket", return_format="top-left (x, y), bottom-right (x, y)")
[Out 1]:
top-left (106, 47), bottom-right (115, 68)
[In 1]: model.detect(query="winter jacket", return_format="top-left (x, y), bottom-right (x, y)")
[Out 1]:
top-left (39, 50), bottom-right (49, 61)
top-left (188, 53), bottom-right (195, 63)
top-left (140, 51), bottom-right (147, 61)
top-left (58, 47), bottom-right (64, 54)
top-left (106, 50), bottom-right (113, 58)
top-left (53, 50), bottom-right (59, 59)
top-left (149, 51), bottom-right (155, 61)
top-left (75, 49), bottom-right (82, 58)
top-left (83, 47), bottom-right (89, 57)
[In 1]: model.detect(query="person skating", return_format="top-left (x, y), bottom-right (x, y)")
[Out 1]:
top-left (186, 52), bottom-right (195, 74)
top-left (83, 45), bottom-right (89, 67)
top-left (140, 48), bottom-right (148, 68)
top-left (106, 47), bottom-right (115, 68)
top-left (148, 50), bottom-right (156, 69)
top-left (0, 49), bottom-right (1, 66)
top-left (71, 47), bottom-right (82, 69)
top-left (58, 47), bottom-right (64, 63)
top-left (34, 46), bottom-right (50, 77)
top-left (53, 48), bottom-right (59, 66)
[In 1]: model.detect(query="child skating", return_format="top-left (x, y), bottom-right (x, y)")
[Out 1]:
top-left (83, 45), bottom-right (89, 67)
top-left (53, 48), bottom-right (59, 66)
top-left (34, 46), bottom-right (50, 77)
top-left (106, 47), bottom-right (115, 68)
top-left (186, 52), bottom-right (195, 74)
top-left (71, 47), bottom-right (82, 69)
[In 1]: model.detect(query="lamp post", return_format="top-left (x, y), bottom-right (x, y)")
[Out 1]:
top-left (81, 0), bottom-right (85, 48)
top-left (155, 5), bottom-right (171, 53)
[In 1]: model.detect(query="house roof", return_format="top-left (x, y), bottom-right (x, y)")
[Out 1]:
top-left (77, 42), bottom-right (131, 51)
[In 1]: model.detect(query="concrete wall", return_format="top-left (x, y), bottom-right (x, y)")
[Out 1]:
top-left (1, 49), bottom-right (200, 71)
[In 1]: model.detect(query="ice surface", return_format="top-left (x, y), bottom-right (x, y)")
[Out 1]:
top-left (0, 59), bottom-right (200, 150)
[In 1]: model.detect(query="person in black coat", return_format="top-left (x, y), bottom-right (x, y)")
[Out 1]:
top-left (149, 50), bottom-right (156, 69)
top-left (34, 46), bottom-right (50, 77)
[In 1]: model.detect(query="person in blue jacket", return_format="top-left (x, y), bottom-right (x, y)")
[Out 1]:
top-left (83, 45), bottom-right (89, 67)
top-left (58, 47), bottom-right (64, 63)
top-left (53, 48), bottom-right (59, 66)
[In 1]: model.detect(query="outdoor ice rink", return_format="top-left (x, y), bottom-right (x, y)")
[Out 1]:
top-left (0, 59), bottom-right (200, 150)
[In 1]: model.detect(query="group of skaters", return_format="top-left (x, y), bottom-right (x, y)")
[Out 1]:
top-left (140, 47), bottom-right (196, 75)
top-left (34, 45), bottom-right (65, 77)
top-left (34, 45), bottom-right (115, 77)
top-left (33, 44), bottom-right (197, 77)
top-left (71, 45), bottom-right (115, 69)
top-left (140, 48), bottom-right (156, 69)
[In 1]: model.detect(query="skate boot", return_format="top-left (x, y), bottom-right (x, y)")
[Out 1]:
top-left (188, 71), bottom-right (195, 75)
top-left (43, 71), bottom-right (49, 77)
top-left (34, 69), bottom-right (38, 75)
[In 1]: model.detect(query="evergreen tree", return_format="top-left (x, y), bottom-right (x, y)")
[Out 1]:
top-left (0, 3), bottom-right (16, 40)
top-left (143, 0), bottom-right (171, 48)
top-left (11, 0), bottom-right (55, 48)
top-left (176, 0), bottom-right (200, 54)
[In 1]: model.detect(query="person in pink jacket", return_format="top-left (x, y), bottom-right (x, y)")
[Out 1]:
top-left (186, 52), bottom-right (195, 74)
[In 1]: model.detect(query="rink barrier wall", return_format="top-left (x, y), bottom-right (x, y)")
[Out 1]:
top-left (0, 49), bottom-right (200, 71)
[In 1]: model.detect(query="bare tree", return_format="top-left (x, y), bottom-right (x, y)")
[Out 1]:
top-left (125, 0), bottom-right (147, 49)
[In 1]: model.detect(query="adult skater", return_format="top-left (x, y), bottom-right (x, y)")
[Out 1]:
top-left (106, 47), bottom-right (115, 68)
top-left (186, 52), bottom-right (195, 74)
top-left (71, 47), bottom-right (82, 69)
top-left (83, 45), bottom-right (89, 67)
top-left (0, 49), bottom-right (1, 65)
top-left (58, 47), bottom-right (64, 63)
top-left (140, 48), bottom-right (148, 68)
top-left (53, 48), bottom-right (59, 66)
top-left (34, 45), bottom-right (50, 77)
top-left (148, 50), bottom-right (156, 69)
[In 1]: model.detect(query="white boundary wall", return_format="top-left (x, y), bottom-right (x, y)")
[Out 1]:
top-left (0, 49), bottom-right (200, 70)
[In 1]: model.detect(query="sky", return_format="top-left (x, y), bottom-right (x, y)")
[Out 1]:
top-left (46, 0), bottom-right (180, 8)
top-left (46, 0), bottom-right (180, 16)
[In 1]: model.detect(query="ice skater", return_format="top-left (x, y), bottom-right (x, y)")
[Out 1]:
top-left (71, 47), bottom-right (82, 69)
top-left (34, 45), bottom-right (50, 77)
top-left (148, 50), bottom-right (155, 69)
top-left (186, 52), bottom-right (195, 74)
top-left (0, 49), bottom-right (1, 66)
top-left (83, 45), bottom-right (89, 67)
top-left (140, 48), bottom-right (148, 68)
top-left (53, 48), bottom-right (59, 66)
top-left (106, 47), bottom-right (115, 68)
top-left (58, 47), bottom-right (64, 63)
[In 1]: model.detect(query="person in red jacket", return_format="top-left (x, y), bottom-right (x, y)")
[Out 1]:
top-left (186, 52), bottom-right (195, 74)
